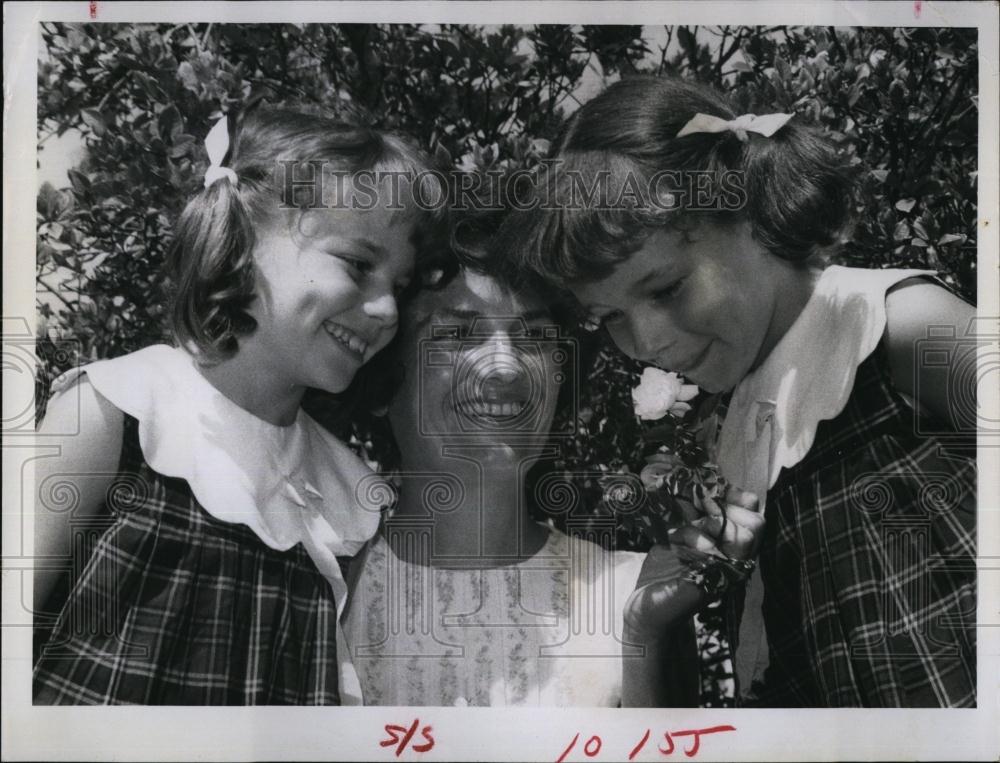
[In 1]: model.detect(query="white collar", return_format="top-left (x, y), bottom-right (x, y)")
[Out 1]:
top-left (716, 266), bottom-right (933, 510)
top-left (53, 344), bottom-right (385, 610)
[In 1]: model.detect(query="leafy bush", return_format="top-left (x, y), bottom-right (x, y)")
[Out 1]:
top-left (36, 24), bottom-right (978, 707)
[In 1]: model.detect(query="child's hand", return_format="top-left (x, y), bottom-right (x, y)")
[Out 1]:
top-left (623, 486), bottom-right (763, 643)
top-left (668, 484), bottom-right (763, 562)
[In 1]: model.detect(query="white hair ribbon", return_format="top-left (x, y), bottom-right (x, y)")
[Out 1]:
top-left (676, 112), bottom-right (794, 143)
top-left (203, 115), bottom-right (238, 189)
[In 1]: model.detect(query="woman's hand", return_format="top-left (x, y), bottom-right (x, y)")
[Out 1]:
top-left (623, 543), bottom-right (700, 642)
top-left (620, 485), bottom-right (762, 707)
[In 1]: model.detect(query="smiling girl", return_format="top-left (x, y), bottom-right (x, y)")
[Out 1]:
top-left (512, 76), bottom-right (977, 707)
top-left (32, 107), bottom-right (442, 704)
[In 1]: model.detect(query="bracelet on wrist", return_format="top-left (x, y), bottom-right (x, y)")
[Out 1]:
top-left (681, 556), bottom-right (756, 600)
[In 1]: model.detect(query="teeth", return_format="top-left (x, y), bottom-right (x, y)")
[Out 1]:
top-left (459, 400), bottom-right (524, 417)
top-left (325, 322), bottom-right (368, 357)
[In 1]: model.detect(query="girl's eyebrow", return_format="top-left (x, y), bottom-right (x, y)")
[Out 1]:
top-left (351, 237), bottom-right (386, 256)
top-left (633, 267), bottom-right (677, 295)
top-left (321, 234), bottom-right (386, 257)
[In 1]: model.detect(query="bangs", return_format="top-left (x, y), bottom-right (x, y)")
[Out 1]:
top-left (515, 151), bottom-right (671, 284)
top-left (373, 133), bottom-right (448, 214)
top-left (513, 143), bottom-right (748, 285)
top-left (369, 142), bottom-right (449, 277)
top-left (274, 127), bottom-right (448, 265)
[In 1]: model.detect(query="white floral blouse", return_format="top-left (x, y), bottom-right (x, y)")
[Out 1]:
top-left (344, 525), bottom-right (646, 706)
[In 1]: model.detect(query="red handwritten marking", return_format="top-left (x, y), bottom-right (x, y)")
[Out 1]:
top-left (396, 719), bottom-right (419, 756)
top-left (914, 0), bottom-right (922, 18)
top-left (413, 726), bottom-right (435, 753)
top-left (380, 722), bottom-right (413, 753)
top-left (583, 735), bottom-right (602, 757)
top-left (89, 0), bottom-right (97, 19)
top-left (658, 731), bottom-right (675, 756)
top-left (556, 732), bottom-right (581, 763)
top-left (380, 720), bottom-right (434, 757)
top-left (670, 726), bottom-right (737, 758)
top-left (559, 725), bottom-right (736, 761)
top-left (629, 729), bottom-right (651, 761)
top-left (380, 726), bottom-right (404, 746)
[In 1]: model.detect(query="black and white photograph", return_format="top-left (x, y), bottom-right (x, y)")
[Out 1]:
top-left (3, 1), bottom-right (998, 760)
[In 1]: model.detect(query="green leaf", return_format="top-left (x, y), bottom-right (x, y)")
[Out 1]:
top-left (177, 61), bottom-right (198, 92)
top-left (937, 233), bottom-right (967, 246)
top-left (433, 142), bottom-right (453, 167)
top-left (889, 80), bottom-right (907, 107)
top-left (677, 26), bottom-right (696, 53)
top-left (895, 198), bottom-right (917, 213)
top-left (774, 55), bottom-right (791, 79)
top-left (168, 134), bottom-right (196, 159)
top-left (67, 169), bottom-right (92, 195)
top-left (157, 105), bottom-right (182, 142)
top-left (81, 108), bottom-right (107, 136)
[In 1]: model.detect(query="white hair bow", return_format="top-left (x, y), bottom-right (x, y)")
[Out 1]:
top-left (676, 112), bottom-right (794, 142)
top-left (203, 115), bottom-right (238, 189)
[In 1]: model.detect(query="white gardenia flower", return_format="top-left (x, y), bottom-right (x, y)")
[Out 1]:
top-left (632, 367), bottom-right (700, 420)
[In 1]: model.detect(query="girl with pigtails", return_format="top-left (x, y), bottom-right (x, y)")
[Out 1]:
top-left (510, 75), bottom-right (977, 707)
top-left (33, 107), bottom-right (442, 705)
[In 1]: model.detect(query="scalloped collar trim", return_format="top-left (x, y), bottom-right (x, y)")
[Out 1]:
top-left (716, 266), bottom-right (933, 510)
top-left (51, 345), bottom-right (385, 605)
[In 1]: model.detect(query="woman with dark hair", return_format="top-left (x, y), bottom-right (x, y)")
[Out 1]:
top-left (340, 198), bottom-right (763, 707)
top-left (510, 75), bottom-right (977, 707)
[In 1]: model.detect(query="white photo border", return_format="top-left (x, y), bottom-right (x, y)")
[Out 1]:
top-left (3, 2), bottom-right (998, 761)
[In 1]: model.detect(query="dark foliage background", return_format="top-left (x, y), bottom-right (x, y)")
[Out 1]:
top-left (36, 24), bottom-right (978, 706)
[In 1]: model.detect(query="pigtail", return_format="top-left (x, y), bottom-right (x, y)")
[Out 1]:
top-left (742, 122), bottom-right (857, 263)
top-left (168, 177), bottom-right (258, 363)
top-left (168, 106), bottom-right (443, 368)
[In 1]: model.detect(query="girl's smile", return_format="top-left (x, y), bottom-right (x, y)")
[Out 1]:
top-left (571, 221), bottom-right (817, 393)
top-left (323, 319), bottom-right (372, 361)
top-left (205, 194), bottom-right (416, 426)
top-left (673, 339), bottom-right (715, 381)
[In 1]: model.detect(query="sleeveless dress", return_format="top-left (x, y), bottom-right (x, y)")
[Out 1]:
top-left (33, 345), bottom-right (385, 705)
top-left (717, 266), bottom-right (977, 707)
top-left (344, 523), bottom-right (694, 706)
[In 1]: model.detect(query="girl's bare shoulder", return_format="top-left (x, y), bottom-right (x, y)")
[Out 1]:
top-left (884, 278), bottom-right (975, 427)
top-left (39, 373), bottom-right (124, 471)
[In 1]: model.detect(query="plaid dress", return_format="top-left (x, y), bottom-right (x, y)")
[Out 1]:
top-left (753, 341), bottom-right (977, 707)
top-left (33, 413), bottom-right (344, 706)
